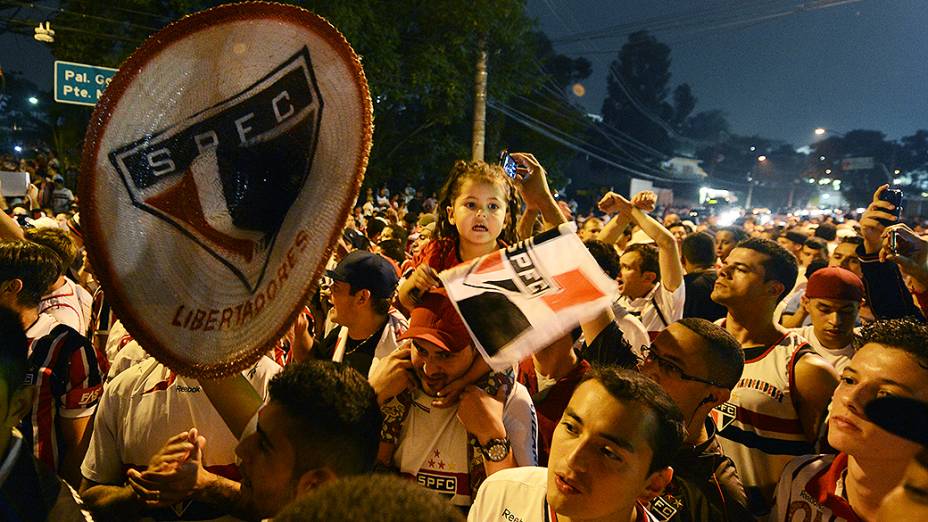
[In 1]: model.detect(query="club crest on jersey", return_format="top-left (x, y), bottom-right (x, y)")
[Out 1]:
top-left (108, 46), bottom-right (324, 292)
top-left (649, 493), bottom-right (683, 521)
top-left (712, 401), bottom-right (738, 431)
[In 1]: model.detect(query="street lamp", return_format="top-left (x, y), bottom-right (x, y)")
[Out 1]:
top-left (814, 127), bottom-right (846, 138)
top-left (28, 96), bottom-right (38, 105)
top-left (13, 146), bottom-right (23, 153)
top-left (757, 155), bottom-right (767, 162)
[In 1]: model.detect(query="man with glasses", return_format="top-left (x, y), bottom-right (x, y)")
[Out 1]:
top-left (638, 318), bottom-right (754, 522)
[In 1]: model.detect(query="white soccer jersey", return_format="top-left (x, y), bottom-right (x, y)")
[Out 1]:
top-left (39, 277), bottom-right (93, 335)
top-left (469, 466), bottom-right (659, 522)
top-left (712, 331), bottom-right (814, 510)
top-left (81, 356), bottom-right (281, 519)
top-left (770, 453), bottom-right (862, 522)
top-left (390, 382), bottom-right (537, 507)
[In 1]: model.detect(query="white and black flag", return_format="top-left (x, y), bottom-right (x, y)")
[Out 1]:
top-left (440, 223), bottom-right (619, 370)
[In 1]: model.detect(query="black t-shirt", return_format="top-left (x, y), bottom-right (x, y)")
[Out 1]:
top-left (313, 320), bottom-right (388, 376)
top-left (683, 270), bottom-right (727, 322)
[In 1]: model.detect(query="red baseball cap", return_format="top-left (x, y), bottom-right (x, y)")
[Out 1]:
top-left (399, 289), bottom-right (471, 353)
top-left (805, 266), bottom-right (865, 302)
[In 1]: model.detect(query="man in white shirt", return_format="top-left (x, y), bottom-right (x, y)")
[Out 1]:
top-left (790, 267), bottom-right (864, 373)
top-left (598, 191), bottom-right (685, 339)
top-left (79, 355), bottom-right (280, 520)
top-left (469, 367), bottom-right (684, 522)
top-left (113, 361), bottom-right (384, 520)
top-left (371, 290), bottom-right (537, 508)
top-left (771, 319), bottom-right (928, 522)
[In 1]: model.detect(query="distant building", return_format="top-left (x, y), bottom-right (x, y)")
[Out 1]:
top-left (662, 156), bottom-right (708, 180)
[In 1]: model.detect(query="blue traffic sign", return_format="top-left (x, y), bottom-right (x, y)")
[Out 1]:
top-left (54, 60), bottom-right (118, 107)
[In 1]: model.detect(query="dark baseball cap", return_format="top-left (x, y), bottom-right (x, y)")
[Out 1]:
top-left (785, 230), bottom-right (807, 245)
top-left (325, 251), bottom-right (399, 299)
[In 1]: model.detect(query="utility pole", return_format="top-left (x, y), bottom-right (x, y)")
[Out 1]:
top-left (471, 35), bottom-right (487, 162)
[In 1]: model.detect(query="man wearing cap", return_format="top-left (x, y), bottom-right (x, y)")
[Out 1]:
top-left (788, 267), bottom-right (864, 373)
top-left (312, 250), bottom-right (408, 378)
top-left (770, 318), bottom-right (928, 522)
top-left (778, 230), bottom-right (808, 260)
top-left (371, 290), bottom-right (537, 509)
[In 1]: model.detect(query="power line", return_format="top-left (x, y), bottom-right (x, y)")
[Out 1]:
top-left (527, 52), bottom-right (671, 161)
top-left (490, 99), bottom-right (693, 184)
top-left (1, 0), bottom-right (161, 32)
top-left (511, 92), bottom-right (668, 170)
top-left (540, 0), bottom-right (687, 142)
top-left (550, 0), bottom-right (854, 45)
top-left (499, 97), bottom-right (670, 176)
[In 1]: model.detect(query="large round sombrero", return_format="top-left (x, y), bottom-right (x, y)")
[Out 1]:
top-left (81, 2), bottom-right (371, 377)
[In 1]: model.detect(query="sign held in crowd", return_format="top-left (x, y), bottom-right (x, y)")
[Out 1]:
top-left (441, 222), bottom-right (619, 370)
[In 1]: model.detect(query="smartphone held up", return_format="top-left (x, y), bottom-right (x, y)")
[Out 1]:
top-left (498, 150), bottom-right (526, 181)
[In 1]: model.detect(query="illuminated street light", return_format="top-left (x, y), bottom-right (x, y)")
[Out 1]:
top-left (820, 156), bottom-right (826, 161)
top-left (28, 96), bottom-right (38, 105)
top-left (14, 146), bottom-right (22, 153)
top-left (749, 146), bottom-right (756, 152)
top-left (813, 127), bottom-right (846, 138)
top-left (825, 169), bottom-right (832, 174)
top-left (894, 169), bottom-right (901, 175)
top-left (757, 155), bottom-right (767, 162)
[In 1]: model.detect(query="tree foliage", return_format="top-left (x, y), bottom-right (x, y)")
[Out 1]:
top-left (48, 0), bottom-right (547, 189)
top-left (598, 30), bottom-right (681, 161)
top-left (485, 31), bottom-right (592, 188)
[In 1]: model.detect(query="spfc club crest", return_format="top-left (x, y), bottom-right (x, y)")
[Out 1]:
top-left (107, 47), bottom-right (323, 292)
top-left (712, 401), bottom-right (738, 431)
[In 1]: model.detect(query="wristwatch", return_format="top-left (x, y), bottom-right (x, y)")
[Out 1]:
top-left (480, 437), bottom-right (511, 462)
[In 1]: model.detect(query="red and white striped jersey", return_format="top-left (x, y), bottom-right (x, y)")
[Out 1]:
top-left (22, 313), bottom-right (107, 473)
top-left (712, 331), bottom-right (815, 510)
top-left (770, 453), bottom-right (862, 522)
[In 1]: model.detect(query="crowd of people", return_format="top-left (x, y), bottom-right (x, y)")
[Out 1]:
top-left (2, 148), bottom-right (928, 522)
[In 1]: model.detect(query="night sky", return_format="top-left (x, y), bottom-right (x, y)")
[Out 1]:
top-left (526, 0), bottom-right (928, 147)
top-left (2, 0), bottom-right (927, 148)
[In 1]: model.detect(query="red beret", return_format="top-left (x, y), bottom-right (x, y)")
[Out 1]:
top-left (805, 267), bottom-right (865, 302)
